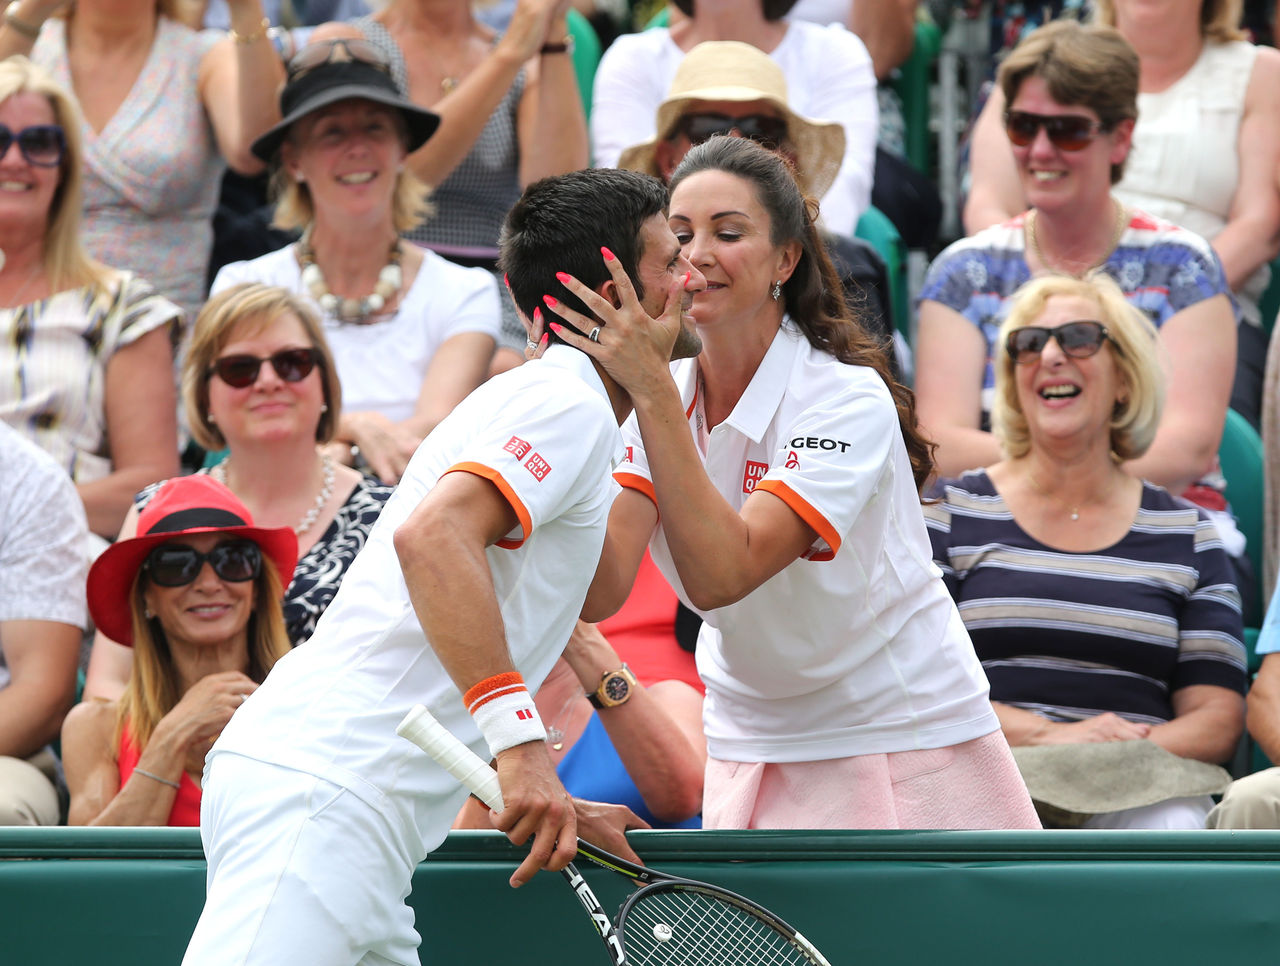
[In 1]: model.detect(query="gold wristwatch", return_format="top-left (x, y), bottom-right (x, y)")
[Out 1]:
top-left (587, 664), bottom-right (638, 709)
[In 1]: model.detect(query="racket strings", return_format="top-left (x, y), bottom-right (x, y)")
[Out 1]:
top-left (620, 888), bottom-right (815, 965)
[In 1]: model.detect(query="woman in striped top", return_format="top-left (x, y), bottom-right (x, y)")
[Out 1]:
top-left (926, 272), bottom-right (1247, 829)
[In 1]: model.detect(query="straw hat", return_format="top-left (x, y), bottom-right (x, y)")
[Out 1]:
top-left (617, 41), bottom-right (846, 200)
top-left (87, 476), bottom-right (298, 645)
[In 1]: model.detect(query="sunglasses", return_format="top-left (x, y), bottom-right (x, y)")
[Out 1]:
top-left (144, 540), bottom-right (262, 588)
top-left (0, 124), bottom-right (65, 167)
top-left (675, 113), bottom-right (789, 148)
top-left (287, 38), bottom-right (393, 82)
top-left (1006, 320), bottom-right (1115, 365)
top-left (1003, 110), bottom-right (1106, 151)
top-left (208, 347), bottom-right (322, 389)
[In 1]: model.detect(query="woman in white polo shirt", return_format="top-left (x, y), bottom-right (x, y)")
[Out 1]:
top-left (545, 136), bottom-right (1038, 829)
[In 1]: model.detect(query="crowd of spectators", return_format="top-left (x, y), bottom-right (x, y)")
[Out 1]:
top-left (3, 0), bottom-right (1280, 836)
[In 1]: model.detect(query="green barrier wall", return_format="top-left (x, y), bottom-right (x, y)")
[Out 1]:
top-left (5, 828), bottom-right (1280, 965)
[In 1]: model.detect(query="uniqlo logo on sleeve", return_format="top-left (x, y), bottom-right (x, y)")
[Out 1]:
top-left (524, 453), bottom-right (552, 481)
top-left (503, 436), bottom-right (531, 460)
top-left (624, 446), bottom-right (634, 464)
top-left (742, 460), bottom-right (769, 494)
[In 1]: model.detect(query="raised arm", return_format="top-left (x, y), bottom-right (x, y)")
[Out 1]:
top-left (1211, 46), bottom-right (1280, 290)
top-left (393, 470), bottom-right (576, 887)
top-left (962, 86), bottom-right (1026, 234)
top-left (198, 0), bottom-right (286, 176)
top-left (850, 0), bottom-right (918, 81)
top-left (514, 9), bottom-right (588, 186)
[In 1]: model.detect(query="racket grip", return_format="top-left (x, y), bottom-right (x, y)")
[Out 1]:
top-left (396, 704), bottom-right (505, 811)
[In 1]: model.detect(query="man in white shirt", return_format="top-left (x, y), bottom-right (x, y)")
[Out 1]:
top-left (183, 167), bottom-right (704, 966)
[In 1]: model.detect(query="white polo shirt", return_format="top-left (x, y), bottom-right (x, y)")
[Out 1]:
top-left (212, 346), bottom-right (621, 854)
top-left (618, 324), bottom-right (997, 763)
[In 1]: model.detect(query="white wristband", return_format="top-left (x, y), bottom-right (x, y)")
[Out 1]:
top-left (471, 689), bottom-right (545, 756)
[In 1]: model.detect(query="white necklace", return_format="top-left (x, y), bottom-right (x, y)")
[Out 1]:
top-left (297, 231), bottom-right (403, 324)
top-left (211, 450), bottom-right (336, 536)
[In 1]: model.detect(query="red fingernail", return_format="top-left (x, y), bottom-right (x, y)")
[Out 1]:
top-left (555, 271), bottom-right (571, 284)
top-left (601, 247), bottom-right (615, 261)
top-left (539, 333), bottom-right (549, 348)
top-left (549, 322), bottom-right (563, 333)
top-left (543, 295), bottom-right (558, 308)
top-left (503, 273), bottom-right (510, 289)
top-left (533, 306), bottom-right (542, 324)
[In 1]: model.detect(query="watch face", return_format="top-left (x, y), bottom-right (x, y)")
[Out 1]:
top-left (601, 674), bottom-right (631, 703)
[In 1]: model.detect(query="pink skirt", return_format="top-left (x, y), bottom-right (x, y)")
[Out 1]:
top-left (703, 731), bottom-right (1041, 830)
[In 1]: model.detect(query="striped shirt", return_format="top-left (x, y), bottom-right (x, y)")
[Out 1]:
top-left (925, 471), bottom-right (1246, 726)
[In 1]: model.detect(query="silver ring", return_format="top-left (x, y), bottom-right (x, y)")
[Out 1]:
top-left (589, 326), bottom-right (601, 343)
top-left (526, 340), bottom-right (538, 352)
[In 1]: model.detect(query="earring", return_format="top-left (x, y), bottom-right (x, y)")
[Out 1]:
top-left (144, 606), bottom-right (154, 619)
top-left (771, 280), bottom-right (782, 301)
top-left (320, 403), bottom-right (329, 413)
top-left (294, 171), bottom-right (306, 183)
top-left (207, 412), bottom-right (216, 423)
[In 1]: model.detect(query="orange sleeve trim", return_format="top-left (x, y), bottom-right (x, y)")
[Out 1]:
top-left (755, 479), bottom-right (842, 558)
top-left (614, 471), bottom-right (657, 507)
top-left (443, 462), bottom-right (532, 550)
top-left (464, 672), bottom-right (528, 713)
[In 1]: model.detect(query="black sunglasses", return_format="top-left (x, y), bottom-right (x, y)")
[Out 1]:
top-left (208, 348), bottom-right (322, 389)
top-left (287, 38), bottom-right (393, 82)
top-left (144, 540), bottom-right (262, 588)
top-left (675, 113), bottom-right (789, 148)
top-left (1006, 320), bottom-right (1116, 364)
top-left (0, 124), bottom-right (65, 167)
top-left (1003, 110), bottom-right (1106, 152)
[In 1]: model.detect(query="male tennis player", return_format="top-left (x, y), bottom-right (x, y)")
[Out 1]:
top-left (182, 168), bottom-right (704, 966)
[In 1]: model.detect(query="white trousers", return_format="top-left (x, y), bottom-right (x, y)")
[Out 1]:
top-left (183, 753), bottom-right (424, 966)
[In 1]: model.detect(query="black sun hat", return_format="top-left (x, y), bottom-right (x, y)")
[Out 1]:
top-left (251, 57), bottom-right (441, 164)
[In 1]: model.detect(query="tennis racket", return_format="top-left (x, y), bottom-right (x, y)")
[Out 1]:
top-left (397, 703), bottom-right (833, 966)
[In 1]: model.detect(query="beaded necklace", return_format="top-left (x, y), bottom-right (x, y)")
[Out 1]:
top-left (297, 231), bottom-right (403, 324)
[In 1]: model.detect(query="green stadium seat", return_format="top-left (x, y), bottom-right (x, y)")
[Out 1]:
top-left (567, 9), bottom-right (602, 123)
top-left (854, 205), bottom-right (908, 342)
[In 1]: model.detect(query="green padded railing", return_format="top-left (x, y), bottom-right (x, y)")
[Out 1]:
top-left (7, 827), bottom-right (1280, 966)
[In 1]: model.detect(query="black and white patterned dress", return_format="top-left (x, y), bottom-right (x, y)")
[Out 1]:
top-left (135, 474), bottom-right (393, 646)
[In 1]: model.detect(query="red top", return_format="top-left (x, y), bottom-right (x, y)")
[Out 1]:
top-left (118, 720), bottom-right (202, 827)
top-left (598, 550), bottom-right (703, 695)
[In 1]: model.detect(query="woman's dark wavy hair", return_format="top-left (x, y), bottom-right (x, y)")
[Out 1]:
top-left (672, 0), bottom-right (799, 19)
top-left (668, 136), bottom-right (935, 492)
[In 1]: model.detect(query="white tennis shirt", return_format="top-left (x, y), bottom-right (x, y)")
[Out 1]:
top-left (618, 324), bottom-right (998, 763)
top-left (211, 346), bottom-right (622, 854)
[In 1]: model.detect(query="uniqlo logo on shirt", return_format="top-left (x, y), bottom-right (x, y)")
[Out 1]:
top-left (503, 436), bottom-right (531, 460)
top-left (524, 453), bottom-right (552, 481)
top-left (742, 460), bottom-right (769, 494)
top-left (624, 446), bottom-right (634, 464)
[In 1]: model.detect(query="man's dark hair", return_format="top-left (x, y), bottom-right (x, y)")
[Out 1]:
top-left (672, 0), bottom-right (798, 19)
top-left (500, 168), bottom-right (669, 343)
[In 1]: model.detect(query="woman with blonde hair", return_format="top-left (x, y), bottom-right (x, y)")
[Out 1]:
top-left (917, 20), bottom-right (1236, 534)
top-left (965, 0), bottom-right (1280, 424)
top-left (0, 0), bottom-right (283, 325)
top-left (83, 283), bottom-right (394, 702)
top-left (213, 42), bottom-right (500, 483)
top-left (0, 57), bottom-right (180, 540)
top-left (62, 475), bottom-right (296, 826)
top-left (926, 272), bottom-right (1246, 829)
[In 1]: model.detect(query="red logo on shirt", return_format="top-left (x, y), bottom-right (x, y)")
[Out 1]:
top-left (516, 708), bottom-right (535, 720)
top-left (504, 436), bottom-right (531, 460)
top-left (784, 450), bottom-right (800, 470)
top-left (524, 453), bottom-right (552, 481)
top-left (624, 446), bottom-right (634, 464)
top-left (742, 460), bottom-right (769, 494)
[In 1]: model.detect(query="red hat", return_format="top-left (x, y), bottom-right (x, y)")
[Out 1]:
top-left (87, 475), bottom-right (298, 645)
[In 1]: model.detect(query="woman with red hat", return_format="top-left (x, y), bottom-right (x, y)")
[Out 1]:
top-left (61, 475), bottom-right (296, 827)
